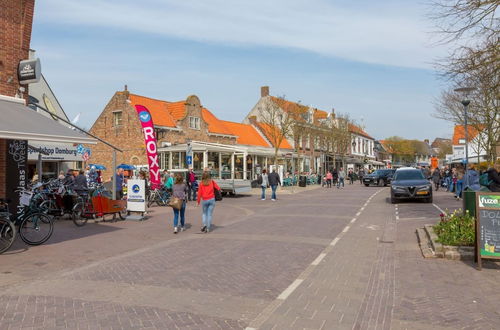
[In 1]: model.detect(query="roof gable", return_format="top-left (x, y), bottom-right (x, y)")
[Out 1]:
top-left (452, 125), bottom-right (480, 145)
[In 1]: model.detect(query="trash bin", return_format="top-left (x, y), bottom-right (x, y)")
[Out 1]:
top-left (299, 176), bottom-right (307, 187)
top-left (462, 189), bottom-right (476, 217)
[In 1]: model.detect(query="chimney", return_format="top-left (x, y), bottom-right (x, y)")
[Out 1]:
top-left (261, 86), bottom-right (269, 97)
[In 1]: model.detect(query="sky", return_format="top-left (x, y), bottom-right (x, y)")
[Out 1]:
top-left (31, 0), bottom-right (457, 141)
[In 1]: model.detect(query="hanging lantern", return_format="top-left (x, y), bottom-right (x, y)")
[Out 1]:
top-left (194, 154), bottom-right (199, 162)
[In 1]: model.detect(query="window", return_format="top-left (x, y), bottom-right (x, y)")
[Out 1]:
top-left (113, 111), bottom-right (123, 127)
top-left (189, 116), bottom-right (200, 130)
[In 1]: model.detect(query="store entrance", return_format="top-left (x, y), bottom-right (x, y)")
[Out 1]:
top-left (27, 161), bottom-right (59, 183)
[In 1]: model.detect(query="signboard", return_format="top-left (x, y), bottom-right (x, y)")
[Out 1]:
top-left (28, 142), bottom-right (91, 161)
top-left (134, 105), bottom-right (161, 189)
top-left (475, 192), bottom-right (500, 270)
top-left (186, 155), bottom-right (193, 166)
top-left (126, 179), bottom-right (146, 212)
top-left (18, 58), bottom-right (41, 84)
top-left (6, 140), bottom-right (28, 220)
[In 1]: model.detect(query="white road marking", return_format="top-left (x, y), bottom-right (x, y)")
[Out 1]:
top-left (356, 212), bottom-right (361, 216)
top-left (350, 218), bottom-right (357, 223)
top-left (311, 253), bottom-right (327, 266)
top-left (342, 226), bottom-right (350, 233)
top-left (277, 279), bottom-right (304, 300)
top-left (330, 237), bottom-right (340, 246)
top-left (433, 203), bottom-right (446, 215)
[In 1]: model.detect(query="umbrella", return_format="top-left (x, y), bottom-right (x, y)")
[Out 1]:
top-left (89, 164), bottom-right (106, 170)
top-left (116, 164), bottom-right (136, 170)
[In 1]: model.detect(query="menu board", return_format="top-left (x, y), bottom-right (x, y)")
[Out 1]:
top-left (476, 193), bottom-right (500, 269)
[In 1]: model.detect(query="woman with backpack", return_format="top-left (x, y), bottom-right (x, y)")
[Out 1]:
top-left (197, 171), bottom-right (221, 233)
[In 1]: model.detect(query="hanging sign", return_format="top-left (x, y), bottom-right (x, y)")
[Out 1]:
top-left (18, 58), bottom-right (41, 84)
top-left (134, 105), bottom-right (161, 189)
top-left (6, 140), bottom-right (28, 220)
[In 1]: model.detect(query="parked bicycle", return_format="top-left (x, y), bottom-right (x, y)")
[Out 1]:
top-left (147, 188), bottom-right (171, 207)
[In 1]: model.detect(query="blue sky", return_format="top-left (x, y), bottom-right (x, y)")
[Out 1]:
top-left (31, 0), bottom-right (455, 141)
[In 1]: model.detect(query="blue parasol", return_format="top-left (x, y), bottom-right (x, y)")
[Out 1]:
top-left (89, 164), bottom-right (106, 170)
top-left (116, 164), bottom-right (136, 170)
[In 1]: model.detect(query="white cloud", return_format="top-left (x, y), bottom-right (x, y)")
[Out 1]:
top-left (37, 0), bottom-right (447, 69)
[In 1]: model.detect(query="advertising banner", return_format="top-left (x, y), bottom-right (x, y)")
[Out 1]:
top-left (475, 192), bottom-right (500, 270)
top-left (6, 140), bottom-right (28, 220)
top-left (127, 179), bottom-right (146, 212)
top-left (134, 105), bottom-right (161, 189)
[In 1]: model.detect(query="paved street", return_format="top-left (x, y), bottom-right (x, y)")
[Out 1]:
top-left (1, 184), bottom-right (499, 329)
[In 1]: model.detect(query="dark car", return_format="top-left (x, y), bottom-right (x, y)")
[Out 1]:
top-left (390, 168), bottom-right (432, 204)
top-left (363, 169), bottom-right (396, 186)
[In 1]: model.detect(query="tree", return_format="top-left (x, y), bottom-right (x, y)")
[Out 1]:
top-left (383, 137), bottom-right (417, 164)
top-left (258, 96), bottom-right (304, 165)
top-left (436, 140), bottom-right (453, 159)
top-left (331, 113), bottom-right (354, 169)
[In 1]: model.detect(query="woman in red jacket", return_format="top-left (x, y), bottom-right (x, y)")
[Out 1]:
top-left (197, 171), bottom-right (220, 233)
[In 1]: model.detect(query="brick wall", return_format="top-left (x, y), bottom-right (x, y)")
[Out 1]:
top-left (88, 91), bottom-right (237, 179)
top-left (0, 0), bottom-right (35, 99)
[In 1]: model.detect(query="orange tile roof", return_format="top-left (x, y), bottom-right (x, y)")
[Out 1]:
top-left (349, 124), bottom-right (374, 140)
top-left (314, 110), bottom-right (328, 120)
top-left (221, 121), bottom-right (270, 147)
top-left (165, 101), bottom-right (186, 120)
top-left (452, 125), bottom-right (480, 145)
top-left (201, 108), bottom-right (235, 136)
top-left (255, 122), bottom-right (293, 149)
top-left (129, 94), bottom-right (177, 127)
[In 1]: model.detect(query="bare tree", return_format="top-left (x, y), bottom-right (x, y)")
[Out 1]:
top-left (331, 113), bottom-right (354, 169)
top-left (258, 96), bottom-right (304, 165)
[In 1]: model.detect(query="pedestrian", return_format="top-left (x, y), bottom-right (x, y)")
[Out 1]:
top-left (258, 169), bottom-right (269, 200)
top-left (358, 168), bottom-right (365, 184)
top-left (431, 168), bottom-right (441, 191)
top-left (444, 166), bottom-right (452, 191)
top-left (348, 169), bottom-right (354, 184)
top-left (485, 163), bottom-right (500, 192)
top-left (332, 168), bottom-right (338, 186)
top-left (337, 167), bottom-right (345, 188)
top-left (172, 173), bottom-right (188, 234)
top-left (114, 168), bottom-right (124, 199)
top-left (268, 169), bottom-right (281, 201)
top-left (186, 168), bottom-right (197, 201)
top-left (455, 165), bottom-right (465, 199)
top-left (74, 169), bottom-right (89, 195)
top-left (326, 171), bottom-right (333, 188)
top-left (465, 165), bottom-right (480, 191)
top-left (58, 170), bottom-right (65, 180)
top-left (164, 172), bottom-right (174, 193)
top-left (197, 171), bottom-right (221, 233)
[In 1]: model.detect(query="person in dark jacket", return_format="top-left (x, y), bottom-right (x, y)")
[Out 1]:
top-left (268, 169), bottom-right (281, 201)
top-left (74, 170), bottom-right (88, 195)
top-left (486, 164), bottom-right (500, 192)
top-left (431, 168), bottom-right (441, 190)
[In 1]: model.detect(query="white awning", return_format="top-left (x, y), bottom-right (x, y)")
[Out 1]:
top-left (0, 96), bottom-right (96, 144)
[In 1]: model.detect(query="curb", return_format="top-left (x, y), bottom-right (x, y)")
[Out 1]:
top-left (416, 225), bottom-right (474, 261)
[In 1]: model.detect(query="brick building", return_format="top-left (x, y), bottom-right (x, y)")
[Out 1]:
top-left (88, 88), bottom-right (286, 180)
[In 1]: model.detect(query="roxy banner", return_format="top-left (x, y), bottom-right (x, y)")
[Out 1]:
top-left (134, 105), bottom-right (161, 189)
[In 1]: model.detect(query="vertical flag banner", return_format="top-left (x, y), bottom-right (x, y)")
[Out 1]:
top-left (134, 105), bottom-right (161, 189)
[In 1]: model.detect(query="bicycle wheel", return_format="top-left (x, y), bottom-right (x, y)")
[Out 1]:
top-left (0, 218), bottom-right (16, 254)
top-left (72, 202), bottom-right (88, 227)
top-left (38, 200), bottom-right (51, 213)
top-left (19, 213), bottom-right (54, 245)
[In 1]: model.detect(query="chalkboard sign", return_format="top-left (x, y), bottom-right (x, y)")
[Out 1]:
top-left (475, 192), bottom-right (500, 270)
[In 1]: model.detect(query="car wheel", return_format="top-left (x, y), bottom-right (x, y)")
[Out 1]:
top-left (364, 184), bottom-right (369, 187)
top-left (391, 196), bottom-right (398, 204)
top-left (426, 196), bottom-right (433, 203)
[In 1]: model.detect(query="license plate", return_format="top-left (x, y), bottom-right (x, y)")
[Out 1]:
top-left (416, 191), bottom-right (428, 195)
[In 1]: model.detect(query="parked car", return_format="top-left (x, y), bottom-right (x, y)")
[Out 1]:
top-left (390, 168), bottom-right (432, 204)
top-left (363, 169), bottom-right (396, 186)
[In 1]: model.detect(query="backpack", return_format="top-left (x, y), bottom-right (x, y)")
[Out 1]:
top-left (479, 173), bottom-right (492, 187)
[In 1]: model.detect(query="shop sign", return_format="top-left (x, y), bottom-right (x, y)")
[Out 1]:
top-left (475, 192), bottom-right (500, 270)
top-left (126, 179), bottom-right (146, 212)
top-left (28, 142), bottom-right (91, 161)
top-left (18, 58), bottom-right (41, 84)
top-left (6, 140), bottom-right (28, 220)
top-left (134, 105), bottom-right (161, 189)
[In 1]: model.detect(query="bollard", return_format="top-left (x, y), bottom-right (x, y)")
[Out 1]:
top-left (462, 189), bottom-right (476, 218)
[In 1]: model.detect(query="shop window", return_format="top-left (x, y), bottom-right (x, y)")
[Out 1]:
top-left (113, 111), bottom-right (123, 127)
top-left (189, 117), bottom-right (200, 130)
top-left (207, 152), bottom-right (220, 179)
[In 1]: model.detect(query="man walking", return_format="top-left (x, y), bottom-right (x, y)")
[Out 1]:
top-left (358, 168), bottom-right (365, 184)
top-left (268, 169), bottom-right (281, 201)
top-left (258, 169), bottom-right (269, 200)
top-left (115, 168), bottom-right (124, 199)
top-left (186, 168), bottom-right (197, 201)
top-left (337, 167), bottom-right (345, 189)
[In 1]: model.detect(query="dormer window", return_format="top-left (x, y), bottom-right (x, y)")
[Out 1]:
top-left (458, 138), bottom-right (466, 144)
top-left (189, 116), bottom-right (200, 130)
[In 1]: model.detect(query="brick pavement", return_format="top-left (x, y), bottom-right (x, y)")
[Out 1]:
top-left (1, 185), bottom-right (499, 329)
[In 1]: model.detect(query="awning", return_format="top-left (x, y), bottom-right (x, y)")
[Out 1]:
top-left (0, 97), bottom-right (96, 144)
top-left (369, 160), bottom-right (385, 166)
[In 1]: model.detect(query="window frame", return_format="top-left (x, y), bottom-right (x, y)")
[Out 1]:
top-left (189, 116), bottom-right (201, 130)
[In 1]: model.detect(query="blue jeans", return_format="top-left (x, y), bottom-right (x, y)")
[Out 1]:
top-left (455, 180), bottom-right (463, 198)
top-left (337, 178), bottom-right (344, 188)
top-left (173, 201), bottom-right (186, 227)
top-left (202, 198), bottom-right (215, 230)
top-left (271, 185), bottom-right (278, 199)
top-left (445, 177), bottom-right (451, 191)
top-left (261, 186), bottom-right (267, 199)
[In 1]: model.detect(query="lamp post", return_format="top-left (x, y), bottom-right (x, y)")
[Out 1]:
top-left (454, 87), bottom-right (476, 189)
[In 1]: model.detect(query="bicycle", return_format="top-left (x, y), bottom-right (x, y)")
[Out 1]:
top-left (0, 199), bottom-right (16, 254)
top-left (147, 188), bottom-right (170, 208)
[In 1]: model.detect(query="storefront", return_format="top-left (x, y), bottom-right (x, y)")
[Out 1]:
top-left (27, 142), bottom-right (91, 181)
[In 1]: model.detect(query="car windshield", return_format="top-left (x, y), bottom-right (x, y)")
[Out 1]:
top-left (394, 170), bottom-right (424, 181)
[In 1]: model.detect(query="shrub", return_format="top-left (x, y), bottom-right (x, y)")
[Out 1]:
top-left (434, 209), bottom-right (475, 246)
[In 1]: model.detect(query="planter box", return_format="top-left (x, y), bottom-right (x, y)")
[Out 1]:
top-left (416, 225), bottom-right (474, 261)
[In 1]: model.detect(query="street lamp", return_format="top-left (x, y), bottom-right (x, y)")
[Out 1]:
top-left (454, 87), bottom-right (476, 189)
